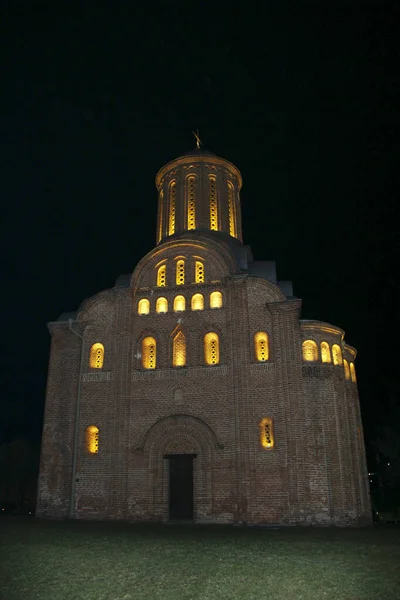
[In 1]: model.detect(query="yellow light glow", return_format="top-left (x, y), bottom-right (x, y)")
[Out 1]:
top-left (156, 297), bottom-right (168, 313)
top-left (195, 260), bottom-right (205, 283)
top-left (168, 180), bottom-right (176, 236)
top-left (173, 295), bottom-right (186, 312)
top-left (227, 181), bottom-right (236, 238)
top-left (343, 359), bottom-right (350, 380)
top-left (176, 260), bottom-right (185, 285)
top-left (209, 175), bottom-right (218, 231)
top-left (191, 293), bottom-right (204, 311)
top-left (173, 331), bottom-right (186, 367)
top-left (86, 425), bottom-right (99, 454)
top-left (142, 336), bottom-right (156, 369)
top-left (254, 332), bottom-right (269, 362)
top-left (89, 343), bottom-right (104, 369)
top-left (321, 341), bottom-right (332, 363)
top-left (204, 332), bottom-right (219, 365)
top-left (210, 291), bottom-right (222, 309)
top-left (187, 175), bottom-right (196, 230)
top-left (259, 417), bottom-right (274, 449)
top-left (157, 264), bottom-right (166, 287)
top-left (302, 340), bottom-right (318, 361)
top-left (138, 298), bottom-right (150, 315)
top-left (332, 344), bottom-right (343, 366)
top-left (157, 189), bottom-right (164, 243)
top-left (350, 362), bottom-right (357, 383)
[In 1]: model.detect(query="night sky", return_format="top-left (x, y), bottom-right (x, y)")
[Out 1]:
top-left (1, 2), bottom-right (399, 460)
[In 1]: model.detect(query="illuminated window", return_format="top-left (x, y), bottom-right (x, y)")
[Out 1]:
top-left (86, 425), bottom-right (99, 454)
top-left (142, 336), bottom-right (156, 369)
top-left (343, 359), bottom-right (350, 380)
top-left (191, 293), bottom-right (204, 311)
top-left (157, 189), bottom-right (164, 243)
top-left (138, 298), bottom-right (150, 315)
top-left (227, 181), bottom-right (236, 238)
top-left (89, 343), bottom-right (104, 369)
top-left (302, 340), bottom-right (318, 361)
top-left (187, 175), bottom-right (196, 230)
top-left (173, 331), bottom-right (186, 367)
top-left (350, 362), bottom-right (357, 383)
top-left (204, 332), bottom-right (220, 365)
top-left (168, 180), bottom-right (176, 236)
top-left (209, 175), bottom-right (218, 231)
top-left (157, 264), bottom-right (166, 287)
top-left (156, 297), bottom-right (168, 313)
top-left (195, 261), bottom-right (205, 283)
top-left (254, 332), bottom-right (269, 362)
top-left (259, 418), bottom-right (274, 449)
top-left (176, 260), bottom-right (185, 285)
top-left (321, 341), bottom-right (332, 363)
top-left (173, 295), bottom-right (186, 312)
top-left (332, 344), bottom-right (343, 366)
top-left (210, 291), bottom-right (222, 309)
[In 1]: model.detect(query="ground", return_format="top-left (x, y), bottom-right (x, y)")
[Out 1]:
top-left (1, 517), bottom-right (399, 600)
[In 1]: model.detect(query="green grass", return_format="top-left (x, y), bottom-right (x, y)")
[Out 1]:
top-left (1, 518), bottom-right (400, 600)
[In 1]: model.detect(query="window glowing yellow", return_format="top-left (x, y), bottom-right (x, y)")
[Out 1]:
top-left (173, 295), bottom-right (186, 312)
top-left (157, 264), bottom-right (166, 287)
top-left (89, 343), bottom-right (104, 369)
top-left (332, 344), bottom-right (343, 366)
top-left (302, 340), bottom-right (318, 361)
top-left (187, 175), bottom-right (196, 230)
top-left (168, 180), bottom-right (176, 236)
top-left (321, 341), bottom-right (332, 363)
top-left (209, 175), bottom-right (218, 231)
top-left (191, 293), bottom-right (204, 311)
top-left (350, 362), bottom-right (357, 383)
top-left (86, 425), bottom-right (99, 454)
top-left (138, 298), bottom-right (150, 315)
top-left (142, 336), bottom-right (156, 369)
top-left (259, 417), bottom-right (274, 449)
top-left (156, 297), bottom-right (168, 313)
top-left (343, 359), bottom-right (350, 380)
top-left (210, 291), bottom-right (222, 309)
top-left (195, 261), bottom-right (205, 283)
top-left (157, 189), bottom-right (164, 243)
top-left (176, 260), bottom-right (185, 285)
top-left (227, 181), bottom-right (236, 238)
top-left (254, 332), bottom-right (269, 362)
top-left (204, 332), bottom-right (220, 365)
top-left (173, 331), bottom-right (186, 367)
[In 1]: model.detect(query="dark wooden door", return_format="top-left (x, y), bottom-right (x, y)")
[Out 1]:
top-left (168, 455), bottom-right (194, 520)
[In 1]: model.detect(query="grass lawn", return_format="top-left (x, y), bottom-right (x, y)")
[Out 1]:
top-left (1, 517), bottom-right (399, 600)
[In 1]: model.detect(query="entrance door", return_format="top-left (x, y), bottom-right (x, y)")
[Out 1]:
top-left (167, 454), bottom-right (194, 520)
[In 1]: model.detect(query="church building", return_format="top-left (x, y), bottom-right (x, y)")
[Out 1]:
top-left (36, 146), bottom-right (371, 526)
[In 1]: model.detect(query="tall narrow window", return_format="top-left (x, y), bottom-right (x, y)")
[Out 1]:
top-left (350, 362), bottom-right (357, 383)
top-left (86, 425), bottom-right (99, 454)
top-left (176, 259), bottom-right (185, 285)
top-left (187, 175), bottom-right (196, 230)
top-left (168, 180), bottom-right (176, 236)
top-left (157, 189), bottom-right (164, 243)
top-left (227, 181), bottom-right (236, 238)
top-left (173, 295), bottom-right (186, 312)
top-left (89, 343), bottom-right (104, 369)
top-left (210, 291), bottom-right (223, 309)
top-left (302, 340), bottom-right (318, 361)
top-left (138, 298), bottom-right (150, 315)
top-left (195, 260), bottom-right (205, 283)
top-left (254, 332), bottom-right (269, 362)
top-left (173, 331), bottom-right (186, 367)
top-left (142, 337), bottom-right (156, 369)
top-left (332, 344), bottom-right (343, 366)
top-left (191, 293), bottom-right (204, 311)
top-left (209, 175), bottom-right (218, 231)
top-left (156, 297), bottom-right (168, 313)
top-left (204, 332), bottom-right (220, 365)
top-left (343, 359), bottom-right (350, 380)
top-left (259, 418), bottom-right (274, 449)
top-left (321, 341), bottom-right (332, 363)
top-left (157, 264), bottom-right (166, 287)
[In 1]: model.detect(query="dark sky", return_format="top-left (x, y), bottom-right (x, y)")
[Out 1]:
top-left (1, 2), bottom-right (399, 452)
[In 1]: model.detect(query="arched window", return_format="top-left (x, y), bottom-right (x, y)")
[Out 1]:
top-left (176, 259), bottom-right (185, 285)
top-left (332, 344), bottom-right (343, 366)
top-left (259, 418), bottom-right (274, 449)
top-left (173, 331), bottom-right (186, 367)
top-left (138, 298), bottom-right (150, 315)
top-left (227, 181), bottom-right (236, 238)
top-left (350, 362), bottom-right (357, 383)
top-left (142, 337), bottom-right (156, 369)
top-left (302, 340), bottom-right (318, 361)
top-left (195, 260), bottom-right (205, 283)
top-left (254, 332), bottom-right (269, 362)
top-left (210, 291), bottom-right (223, 309)
top-left (89, 343), bottom-right (104, 369)
top-left (204, 332), bottom-right (220, 365)
top-left (343, 359), bottom-right (350, 380)
top-left (156, 297), bottom-right (168, 313)
top-left (321, 341), bottom-right (332, 363)
top-left (186, 175), bottom-right (196, 230)
top-left (157, 189), bottom-right (164, 244)
top-left (191, 293), bottom-right (204, 311)
top-left (209, 175), bottom-right (218, 231)
top-left (168, 180), bottom-right (176, 236)
top-left (173, 295), bottom-right (186, 312)
top-left (157, 264), bottom-right (166, 287)
top-left (86, 425), bottom-right (99, 454)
